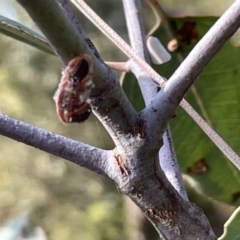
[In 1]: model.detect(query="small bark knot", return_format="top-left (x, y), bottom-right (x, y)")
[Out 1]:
top-left (133, 118), bottom-right (145, 139)
top-left (145, 208), bottom-right (177, 227)
top-left (113, 149), bottom-right (129, 177)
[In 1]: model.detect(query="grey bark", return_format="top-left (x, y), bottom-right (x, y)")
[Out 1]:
top-left (5, 0), bottom-right (240, 238)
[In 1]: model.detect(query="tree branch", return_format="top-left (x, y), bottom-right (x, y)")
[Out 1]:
top-left (0, 114), bottom-right (112, 178)
top-left (122, 0), bottom-right (157, 105)
top-left (144, 0), bottom-right (240, 134)
top-left (159, 126), bottom-right (188, 200)
top-left (17, 0), bottom-right (138, 153)
top-left (13, 1), bottom-right (218, 238)
top-left (143, 0), bottom-right (240, 169)
top-left (164, 0), bottom-right (240, 105)
top-left (70, 0), bottom-right (166, 87)
top-left (70, 0), bottom-right (240, 170)
top-left (122, 0), bottom-right (188, 200)
top-left (16, 0), bottom-right (109, 92)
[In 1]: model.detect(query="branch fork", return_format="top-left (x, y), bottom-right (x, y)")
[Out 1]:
top-left (3, 0), bottom-right (240, 239)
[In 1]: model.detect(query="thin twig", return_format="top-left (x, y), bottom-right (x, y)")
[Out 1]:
top-left (105, 61), bottom-right (129, 72)
top-left (145, 0), bottom-right (176, 45)
top-left (159, 126), bottom-right (189, 200)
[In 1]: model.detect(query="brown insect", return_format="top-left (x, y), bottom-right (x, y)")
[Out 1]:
top-left (54, 54), bottom-right (94, 123)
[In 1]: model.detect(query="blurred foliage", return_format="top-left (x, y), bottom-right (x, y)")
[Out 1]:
top-left (0, 0), bottom-right (240, 239)
top-left (0, 213), bottom-right (47, 240)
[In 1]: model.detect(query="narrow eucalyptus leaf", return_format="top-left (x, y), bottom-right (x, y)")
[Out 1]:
top-left (0, 15), bottom-right (55, 55)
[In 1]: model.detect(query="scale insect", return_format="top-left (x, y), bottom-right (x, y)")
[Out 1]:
top-left (54, 54), bottom-right (94, 123)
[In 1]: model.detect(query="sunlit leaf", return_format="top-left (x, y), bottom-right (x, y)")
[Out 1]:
top-left (219, 207), bottom-right (240, 240)
top-left (0, 15), bottom-right (54, 55)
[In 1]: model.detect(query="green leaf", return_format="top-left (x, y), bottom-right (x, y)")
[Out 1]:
top-left (219, 207), bottom-right (240, 240)
top-left (123, 17), bottom-right (240, 205)
top-left (169, 18), bottom-right (240, 206)
top-left (122, 72), bottom-right (145, 112)
top-left (0, 15), bottom-right (55, 55)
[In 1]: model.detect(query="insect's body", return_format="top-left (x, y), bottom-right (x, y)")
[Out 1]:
top-left (54, 55), bottom-right (94, 123)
